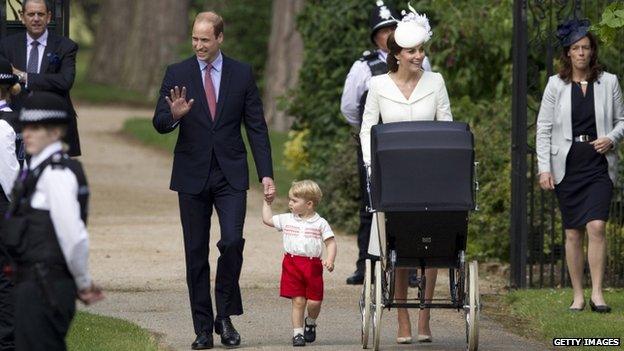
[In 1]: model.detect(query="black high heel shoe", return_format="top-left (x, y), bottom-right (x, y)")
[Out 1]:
top-left (589, 300), bottom-right (611, 313)
top-left (568, 300), bottom-right (585, 312)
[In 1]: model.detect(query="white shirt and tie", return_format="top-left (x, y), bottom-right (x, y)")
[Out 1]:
top-left (198, 51), bottom-right (222, 101)
top-left (25, 30), bottom-right (48, 86)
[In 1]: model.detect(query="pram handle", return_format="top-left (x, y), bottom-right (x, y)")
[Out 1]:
top-left (365, 164), bottom-right (376, 213)
top-left (473, 161), bottom-right (480, 211)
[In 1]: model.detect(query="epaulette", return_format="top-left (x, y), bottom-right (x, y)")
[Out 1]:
top-left (50, 152), bottom-right (70, 169)
top-left (358, 50), bottom-right (378, 62)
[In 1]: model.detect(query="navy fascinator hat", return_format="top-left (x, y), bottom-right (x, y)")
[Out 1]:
top-left (556, 18), bottom-right (591, 47)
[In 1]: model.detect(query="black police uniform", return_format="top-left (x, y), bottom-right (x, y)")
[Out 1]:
top-left (2, 151), bottom-right (88, 351)
top-left (0, 110), bottom-right (20, 351)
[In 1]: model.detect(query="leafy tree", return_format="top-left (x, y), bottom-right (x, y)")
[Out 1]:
top-left (592, 1), bottom-right (624, 45)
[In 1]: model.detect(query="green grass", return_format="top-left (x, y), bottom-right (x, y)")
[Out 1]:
top-left (123, 117), bottom-right (294, 195)
top-left (67, 311), bottom-right (161, 351)
top-left (487, 288), bottom-right (624, 350)
top-left (73, 48), bottom-right (154, 106)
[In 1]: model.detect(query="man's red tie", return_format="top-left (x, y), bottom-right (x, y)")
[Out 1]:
top-left (204, 63), bottom-right (217, 120)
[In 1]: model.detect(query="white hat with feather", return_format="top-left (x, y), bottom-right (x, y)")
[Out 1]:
top-left (394, 2), bottom-right (432, 48)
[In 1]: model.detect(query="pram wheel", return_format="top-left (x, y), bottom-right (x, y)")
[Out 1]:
top-left (465, 260), bottom-right (480, 351)
top-left (372, 260), bottom-right (383, 351)
top-left (360, 259), bottom-right (372, 348)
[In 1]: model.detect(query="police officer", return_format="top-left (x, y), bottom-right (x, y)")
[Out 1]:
top-left (340, 0), bottom-right (431, 284)
top-left (1, 92), bottom-right (103, 351)
top-left (0, 57), bottom-right (21, 351)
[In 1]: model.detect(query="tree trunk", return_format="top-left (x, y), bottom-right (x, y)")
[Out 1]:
top-left (87, 0), bottom-right (189, 97)
top-left (263, 0), bottom-right (304, 132)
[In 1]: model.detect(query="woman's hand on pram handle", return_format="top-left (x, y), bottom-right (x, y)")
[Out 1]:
top-left (322, 259), bottom-right (334, 272)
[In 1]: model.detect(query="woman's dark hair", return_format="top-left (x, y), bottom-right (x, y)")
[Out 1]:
top-left (385, 32), bottom-right (402, 73)
top-left (558, 32), bottom-right (602, 83)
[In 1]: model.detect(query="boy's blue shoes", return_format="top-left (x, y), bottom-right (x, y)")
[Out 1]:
top-left (304, 319), bottom-right (316, 343)
top-left (293, 334), bottom-right (306, 346)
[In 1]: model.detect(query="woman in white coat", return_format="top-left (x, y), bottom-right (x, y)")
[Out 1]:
top-left (536, 19), bottom-right (624, 313)
top-left (360, 8), bottom-right (452, 344)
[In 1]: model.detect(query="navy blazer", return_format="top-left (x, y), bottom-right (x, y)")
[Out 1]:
top-left (153, 55), bottom-right (273, 194)
top-left (0, 31), bottom-right (80, 156)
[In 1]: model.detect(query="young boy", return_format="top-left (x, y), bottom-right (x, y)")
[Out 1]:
top-left (262, 180), bottom-right (337, 347)
top-left (2, 92), bottom-right (103, 350)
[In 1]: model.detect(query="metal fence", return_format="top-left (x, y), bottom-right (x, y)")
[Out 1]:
top-left (512, 0), bottom-right (624, 288)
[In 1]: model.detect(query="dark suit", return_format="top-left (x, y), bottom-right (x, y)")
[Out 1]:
top-left (0, 31), bottom-right (80, 156)
top-left (153, 54), bottom-right (273, 335)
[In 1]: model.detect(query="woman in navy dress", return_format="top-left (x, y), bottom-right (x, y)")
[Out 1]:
top-left (536, 19), bottom-right (624, 313)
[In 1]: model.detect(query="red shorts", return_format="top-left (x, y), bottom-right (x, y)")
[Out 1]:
top-left (280, 253), bottom-right (324, 301)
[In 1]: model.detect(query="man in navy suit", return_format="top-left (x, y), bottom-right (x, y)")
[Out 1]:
top-left (153, 11), bottom-right (275, 350)
top-left (0, 0), bottom-right (81, 157)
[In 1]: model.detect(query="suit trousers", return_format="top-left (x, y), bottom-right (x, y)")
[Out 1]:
top-left (356, 142), bottom-right (374, 273)
top-left (14, 278), bottom-right (76, 351)
top-left (178, 157), bottom-right (247, 335)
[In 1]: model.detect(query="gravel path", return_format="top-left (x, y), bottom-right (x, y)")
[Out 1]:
top-left (76, 104), bottom-right (549, 350)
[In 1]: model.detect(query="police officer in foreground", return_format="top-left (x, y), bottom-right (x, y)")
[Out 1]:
top-left (1, 92), bottom-right (103, 350)
top-left (0, 57), bottom-right (23, 351)
top-left (340, 0), bottom-right (431, 285)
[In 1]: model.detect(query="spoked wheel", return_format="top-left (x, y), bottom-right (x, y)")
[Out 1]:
top-left (465, 260), bottom-right (480, 351)
top-left (455, 251), bottom-right (466, 308)
top-left (360, 259), bottom-right (372, 348)
top-left (372, 261), bottom-right (383, 351)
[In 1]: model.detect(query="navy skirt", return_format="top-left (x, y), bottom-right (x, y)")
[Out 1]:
top-left (555, 142), bottom-right (613, 229)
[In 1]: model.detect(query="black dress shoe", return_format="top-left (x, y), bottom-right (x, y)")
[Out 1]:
top-left (215, 317), bottom-right (241, 348)
top-left (191, 331), bottom-right (213, 350)
top-left (568, 300), bottom-right (585, 312)
top-left (589, 300), bottom-right (611, 313)
top-left (346, 271), bottom-right (364, 285)
top-left (304, 318), bottom-right (316, 342)
top-left (293, 333), bottom-right (306, 347)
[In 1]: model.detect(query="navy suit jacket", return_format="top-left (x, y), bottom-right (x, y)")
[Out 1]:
top-left (153, 55), bottom-right (273, 194)
top-left (0, 31), bottom-right (80, 156)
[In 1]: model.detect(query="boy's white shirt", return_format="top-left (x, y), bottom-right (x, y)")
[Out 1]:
top-left (272, 212), bottom-right (334, 258)
top-left (29, 141), bottom-right (92, 290)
